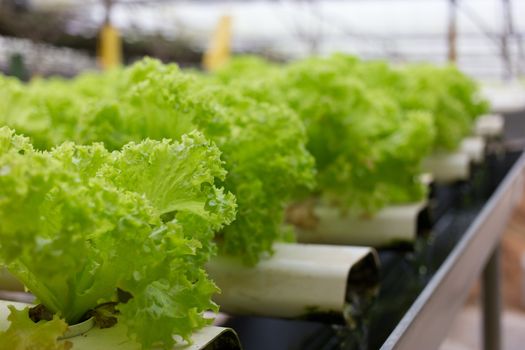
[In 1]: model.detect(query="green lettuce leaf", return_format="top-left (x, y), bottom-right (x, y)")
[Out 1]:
top-left (0, 127), bottom-right (235, 349)
top-left (0, 306), bottom-right (70, 350)
top-left (214, 55), bottom-right (435, 213)
top-left (0, 58), bottom-right (315, 264)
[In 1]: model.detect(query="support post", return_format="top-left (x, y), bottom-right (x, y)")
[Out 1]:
top-left (447, 0), bottom-right (458, 63)
top-left (482, 245), bottom-right (502, 350)
top-left (501, 0), bottom-right (513, 80)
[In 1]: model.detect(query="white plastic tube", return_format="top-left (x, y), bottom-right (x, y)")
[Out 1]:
top-left (422, 152), bottom-right (470, 182)
top-left (475, 114), bottom-right (504, 138)
top-left (481, 83), bottom-right (525, 113)
top-left (207, 243), bottom-right (379, 321)
top-left (295, 202), bottom-right (427, 247)
top-left (460, 136), bottom-right (486, 164)
top-left (0, 300), bottom-right (241, 350)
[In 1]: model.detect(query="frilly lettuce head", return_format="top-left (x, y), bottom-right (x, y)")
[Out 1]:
top-left (0, 58), bottom-right (315, 264)
top-left (215, 55), bottom-right (435, 213)
top-left (0, 126), bottom-right (235, 349)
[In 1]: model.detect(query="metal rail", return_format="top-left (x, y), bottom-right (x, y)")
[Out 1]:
top-left (381, 153), bottom-right (525, 350)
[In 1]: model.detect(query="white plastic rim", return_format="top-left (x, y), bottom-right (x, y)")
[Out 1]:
top-left (420, 173), bottom-right (434, 187)
top-left (67, 323), bottom-right (241, 350)
top-left (207, 243), bottom-right (379, 321)
top-left (475, 114), bottom-right (504, 138)
top-left (59, 317), bottom-right (95, 339)
top-left (481, 83), bottom-right (525, 114)
top-left (174, 326), bottom-right (241, 350)
top-left (422, 152), bottom-right (470, 182)
top-left (0, 300), bottom-right (241, 349)
top-left (295, 202), bottom-right (427, 247)
top-left (0, 300), bottom-right (93, 339)
top-left (460, 137), bottom-right (486, 164)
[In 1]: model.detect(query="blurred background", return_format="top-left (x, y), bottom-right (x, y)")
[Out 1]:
top-left (1, 2), bottom-right (525, 349)
top-left (0, 0), bottom-right (523, 81)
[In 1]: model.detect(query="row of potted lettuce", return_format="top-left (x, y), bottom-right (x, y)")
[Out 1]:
top-left (0, 54), bottom-right (487, 349)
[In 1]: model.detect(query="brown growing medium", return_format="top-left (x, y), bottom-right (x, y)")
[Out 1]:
top-left (468, 189), bottom-right (525, 312)
top-left (285, 199), bottom-right (319, 230)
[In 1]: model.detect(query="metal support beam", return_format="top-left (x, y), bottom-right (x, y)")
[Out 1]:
top-left (447, 0), bottom-right (457, 63)
top-left (501, 0), bottom-right (524, 77)
top-left (501, 0), bottom-right (513, 80)
top-left (482, 245), bottom-right (502, 350)
top-left (103, 0), bottom-right (113, 25)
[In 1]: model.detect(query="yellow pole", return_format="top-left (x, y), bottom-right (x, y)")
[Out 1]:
top-left (98, 23), bottom-right (122, 70)
top-left (203, 15), bottom-right (232, 71)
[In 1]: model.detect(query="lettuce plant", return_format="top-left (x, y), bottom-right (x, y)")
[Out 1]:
top-left (301, 55), bottom-right (489, 151)
top-left (0, 127), bottom-right (236, 349)
top-left (214, 55), bottom-right (435, 213)
top-left (398, 64), bottom-right (490, 151)
top-left (214, 54), bottom-right (488, 213)
top-left (0, 59), bottom-right (315, 264)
